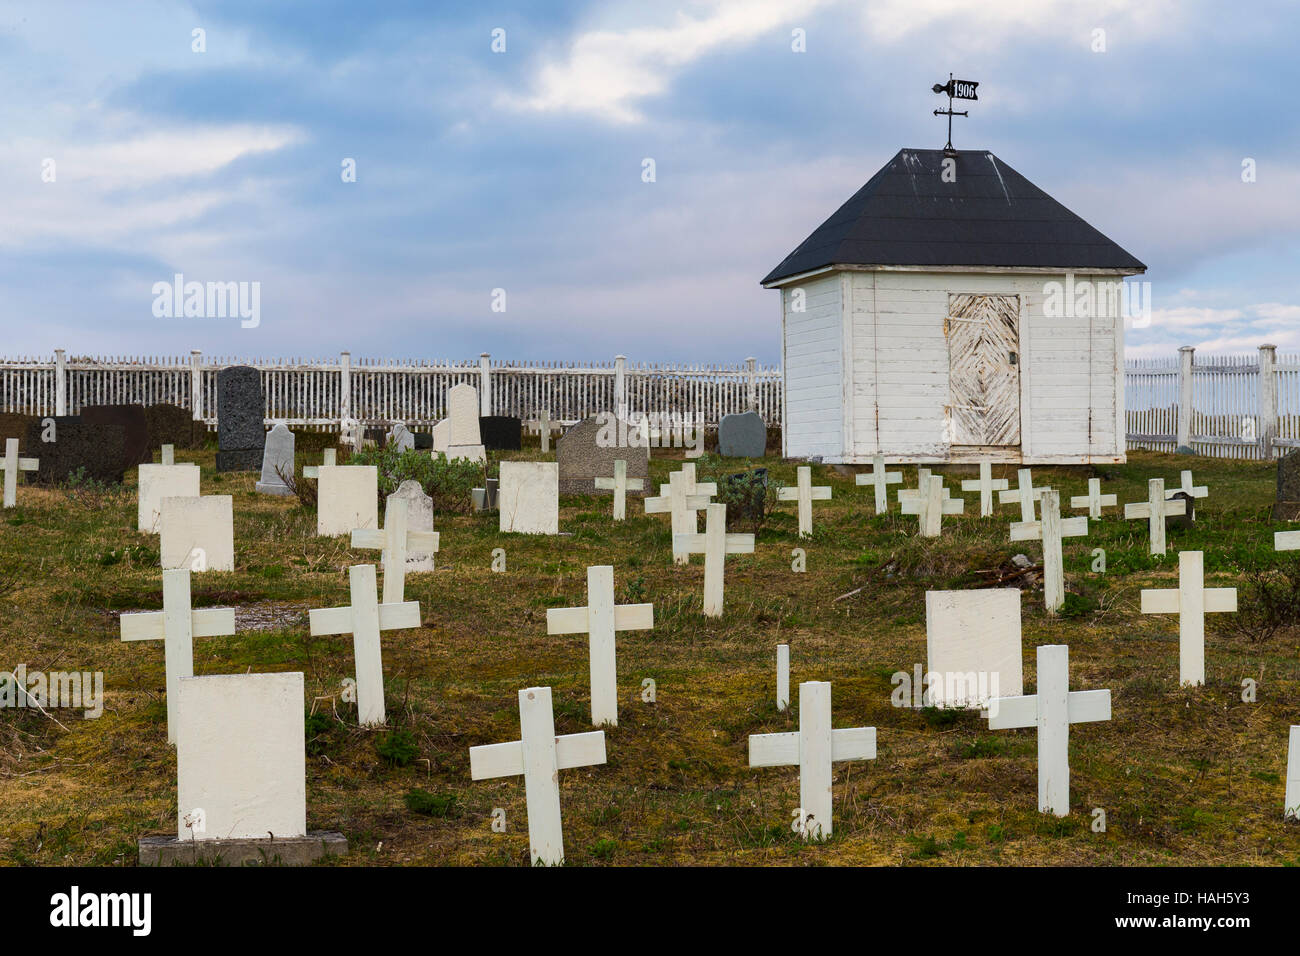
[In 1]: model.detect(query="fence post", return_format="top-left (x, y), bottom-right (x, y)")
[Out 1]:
top-left (189, 349), bottom-right (203, 421)
top-left (340, 351), bottom-right (352, 421)
top-left (614, 354), bottom-right (626, 419)
top-left (745, 356), bottom-right (757, 412)
top-left (1259, 343), bottom-right (1278, 460)
top-left (479, 353), bottom-right (491, 415)
top-left (1176, 346), bottom-right (1194, 450)
top-left (54, 348), bottom-right (67, 416)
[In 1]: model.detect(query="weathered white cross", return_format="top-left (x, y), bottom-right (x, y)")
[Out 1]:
top-left (160, 444), bottom-right (175, 466)
top-left (960, 459), bottom-right (1009, 517)
top-left (546, 565), bottom-right (654, 726)
top-left (1287, 726), bottom-right (1300, 821)
top-left (646, 466), bottom-right (715, 564)
top-left (1011, 489), bottom-right (1088, 613)
top-left (1070, 477), bottom-right (1117, 520)
top-left (901, 475), bottom-right (964, 537)
top-left (350, 497), bottom-right (439, 604)
top-left (778, 465), bottom-right (831, 537)
top-left (1164, 469), bottom-right (1208, 501)
top-left (538, 409), bottom-right (552, 453)
top-left (308, 564), bottom-right (421, 726)
top-left (898, 466), bottom-right (952, 504)
top-left (674, 502), bottom-right (755, 617)
top-left (748, 681), bottom-right (876, 840)
top-left (469, 686), bottom-right (606, 866)
top-left (1, 438), bottom-right (38, 508)
top-left (302, 448), bottom-right (337, 479)
top-left (986, 644), bottom-right (1111, 817)
top-left (998, 468), bottom-right (1052, 522)
top-left (1124, 478), bottom-right (1186, 555)
top-left (855, 454), bottom-right (902, 513)
top-left (1140, 550), bottom-right (1236, 687)
top-left (119, 568), bottom-right (236, 743)
top-left (594, 459), bottom-right (645, 521)
top-left (776, 644), bottom-right (790, 712)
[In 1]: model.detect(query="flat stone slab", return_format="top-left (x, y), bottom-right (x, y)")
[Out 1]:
top-left (138, 831), bottom-right (346, 867)
top-left (480, 416), bottom-right (522, 451)
top-left (556, 415), bottom-right (649, 495)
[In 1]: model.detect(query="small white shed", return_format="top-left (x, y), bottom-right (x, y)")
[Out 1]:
top-left (762, 148), bottom-right (1145, 465)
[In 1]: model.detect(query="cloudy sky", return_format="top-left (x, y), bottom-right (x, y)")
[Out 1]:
top-left (2, 0), bottom-right (1296, 364)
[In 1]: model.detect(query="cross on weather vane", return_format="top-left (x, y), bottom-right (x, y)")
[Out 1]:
top-left (932, 73), bottom-right (979, 156)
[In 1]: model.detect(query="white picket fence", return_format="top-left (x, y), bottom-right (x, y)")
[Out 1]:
top-left (0, 350), bottom-right (783, 429)
top-left (1126, 344), bottom-right (1299, 460)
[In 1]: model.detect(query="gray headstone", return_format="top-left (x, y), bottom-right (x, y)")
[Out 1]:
top-left (1168, 491), bottom-right (1195, 531)
top-left (1274, 450), bottom-right (1300, 519)
top-left (473, 477), bottom-right (499, 512)
top-left (256, 423), bottom-right (295, 495)
top-left (216, 366), bottom-right (265, 472)
top-left (718, 411), bottom-right (766, 458)
top-left (389, 479), bottom-right (435, 570)
top-left (556, 416), bottom-right (649, 495)
top-left (1175, 445), bottom-right (1196, 455)
top-left (387, 423), bottom-right (415, 453)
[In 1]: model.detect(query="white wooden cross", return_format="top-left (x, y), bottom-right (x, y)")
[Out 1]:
top-left (350, 497), bottom-right (440, 604)
top-left (778, 465), bottom-right (831, 537)
top-left (303, 448), bottom-right (337, 479)
top-left (594, 459), bottom-right (645, 521)
top-left (674, 502), bottom-right (754, 617)
top-left (987, 644), bottom-right (1111, 817)
top-left (855, 454), bottom-right (902, 513)
top-left (646, 467), bottom-right (715, 564)
top-left (1286, 726), bottom-right (1300, 821)
top-left (1140, 550), bottom-right (1236, 687)
top-left (960, 459), bottom-right (1009, 517)
top-left (1070, 478), bottom-right (1117, 520)
top-left (308, 564), bottom-right (421, 726)
top-left (469, 686), bottom-right (606, 866)
top-left (546, 565), bottom-right (654, 727)
top-left (539, 409), bottom-right (551, 454)
top-left (1011, 489), bottom-right (1088, 613)
top-left (119, 568), bottom-right (236, 743)
top-left (1, 438), bottom-right (38, 508)
top-left (160, 444), bottom-right (175, 466)
top-left (1165, 470), bottom-right (1208, 501)
top-left (999, 468), bottom-right (1052, 522)
top-left (1124, 478), bottom-right (1186, 555)
top-left (776, 644), bottom-right (790, 711)
top-left (901, 475), bottom-right (964, 537)
top-left (749, 681), bottom-right (876, 840)
top-left (898, 466), bottom-right (951, 504)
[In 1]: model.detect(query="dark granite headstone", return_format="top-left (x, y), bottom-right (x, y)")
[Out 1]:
top-left (1275, 450), bottom-right (1300, 520)
top-left (413, 431), bottom-right (433, 451)
top-left (215, 366), bottom-right (265, 471)
top-left (78, 404), bottom-right (150, 467)
top-left (718, 411), bottom-right (766, 458)
top-left (145, 403), bottom-right (204, 450)
top-left (1169, 491), bottom-right (1196, 531)
top-left (480, 416), bottom-right (522, 451)
top-left (556, 415), bottom-right (649, 495)
top-left (26, 420), bottom-right (128, 485)
top-left (364, 426), bottom-right (387, 448)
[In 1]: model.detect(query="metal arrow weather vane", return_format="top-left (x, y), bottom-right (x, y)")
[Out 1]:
top-left (932, 73), bottom-right (979, 155)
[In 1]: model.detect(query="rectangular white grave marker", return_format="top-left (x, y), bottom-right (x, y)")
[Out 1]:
top-left (160, 495), bottom-right (234, 572)
top-left (302, 447), bottom-right (336, 479)
top-left (776, 644), bottom-right (790, 712)
top-left (1140, 550), bottom-right (1236, 686)
top-left (855, 454), bottom-right (902, 513)
top-left (160, 444), bottom-right (174, 466)
top-left (749, 681), bottom-right (876, 840)
top-left (960, 459), bottom-right (1008, 517)
top-left (1165, 470), bottom-right (1208, 501)
top-left (1124, 478), bottom-right (1186, 555)
top-left (1010, 489), bottom-right (1088, 613)
top-left (1070, 477), bottom-right (1117, 520)
top-left (900, 475), bottom-right (964, 537)
top-left (987, 644), bottom-right (1111, 817)
top-left (1, 438), bottom-right (38, 508)
top-left (308, 564), bottom-right (421, 726)
top-left (646, 468), bottom-right (714, 564)
top-left (175, 672), bottom-right (306, 841)
top-left (778, 465), bottom-right (831, 537)
top-left (546, 566), bottom-right (654, 726)
top-left (1276, 530), bottom-right (1300, 552)
top-left (925, 588), bottom-right (1023, 708)
top-left (998, 468), bottom-right (1051, 522)
top-left (119, 568), bottom-right (236, 743)
top-left (469, 686), bottom-right (606, 866)
top-left (594, 459), bottom-right (645, 521)
top-left (137, 463), bottom-right (201, 533)
top-left (351, 497), bottom-right (439, 604)
top-left (499, 461), bottom-right (559, 534)
top-left (317, 464), bottom-right (378, 536)
top-left (674, 502), bottom-right (754, 617)
top-left (1287, 726), bottom-right (1300, 821)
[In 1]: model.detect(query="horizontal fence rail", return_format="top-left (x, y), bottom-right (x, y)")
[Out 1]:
top-left (0, 350), bottom-right (783, 430)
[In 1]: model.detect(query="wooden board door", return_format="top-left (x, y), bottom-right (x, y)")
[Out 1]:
top-left (946, 294), bottom-right (1021, 447)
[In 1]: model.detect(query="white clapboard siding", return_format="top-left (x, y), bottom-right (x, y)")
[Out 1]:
top-left (783, 274), bottom-right (843, 459)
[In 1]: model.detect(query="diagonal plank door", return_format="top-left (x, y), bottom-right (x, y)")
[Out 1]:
top-left (946, 294), bottom-right (1022, 446)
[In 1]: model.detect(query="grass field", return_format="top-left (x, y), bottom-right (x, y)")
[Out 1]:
top-left (1, 446), bottom-right (1298, 866)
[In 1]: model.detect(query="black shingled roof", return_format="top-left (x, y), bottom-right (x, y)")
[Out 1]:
top-left (761, 148), bottom-right (1145, 285)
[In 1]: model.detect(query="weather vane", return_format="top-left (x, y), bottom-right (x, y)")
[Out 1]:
top-left (932, 73), bottom-right (979, 156)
